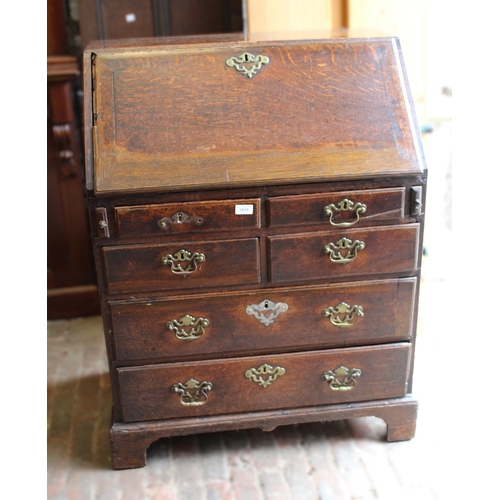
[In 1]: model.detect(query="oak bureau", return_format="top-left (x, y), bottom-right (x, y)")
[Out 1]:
top-left (83, 33), bottom-right (426, 469)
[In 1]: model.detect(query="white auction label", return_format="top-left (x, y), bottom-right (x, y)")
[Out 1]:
top-left (235, 204), bottom-right (254, 215)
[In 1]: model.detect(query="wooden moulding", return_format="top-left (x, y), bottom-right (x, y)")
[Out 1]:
top-left (110, 396), bottom-right (418, 469)
top-left (47, 55), bottom-right (80, 81)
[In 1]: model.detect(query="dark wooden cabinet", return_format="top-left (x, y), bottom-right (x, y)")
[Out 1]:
top-left (47, 0), bottom-right (243, 319)
top-left (47, 56), bottom-right (101, 319)
top-left (84, 35), bottom-right (426, 469)
top-left (48, 0), bottom-right (101, 319)
top-left (78, 0), bottom-right (243, 49)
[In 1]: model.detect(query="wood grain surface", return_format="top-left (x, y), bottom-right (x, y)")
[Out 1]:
top-left (89, 38), bottom-right (424, 194)
top-left (103, 237), bottom-right (260, 293)
top-left (269, 223), bottom-right (420, 282)
top-left (117, 343), bottom-right (411, 422)
top-left (109, 278), bottom-right (416, 362)
top-left (110, 395), bottom-right (418, 469)
top-left (115, 198), bottom-right (261, 237)
top-left (268, 187), bottom-right (406, 227)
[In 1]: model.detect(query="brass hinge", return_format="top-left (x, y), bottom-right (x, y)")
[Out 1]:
top-left (92, 125), bottom-right (98, 175)
top-left (95, 207), bottom-right (109, 238)
top-left (410, 186), bottom-right (423, 216)
top-left (91, 53), bottom-right (98, 125)
top-left (90, 53), bottom-right (99, 173)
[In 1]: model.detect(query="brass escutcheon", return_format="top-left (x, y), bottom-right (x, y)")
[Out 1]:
top-left (161, 249), bottom-right (205, 277)
top-left (225, 52), bottom-right (270, 78)
top-left (246, 299), bottom-right (289, 326)
top-left (323, 238), bottom-right (365, 264)
top-left (322, 366), bottom-right (362, 391)
top-left (166, 315), bottom-right (209, 341)
top-left (172, 378), bottom-right (213, 406)
top-left (158, 211), bottom-right (204, 229)
top-left (322, 302), bottom-right (364, 328)
top-left (245, 363), bottom-right (285, 388)
top-left (323, 199), bottom-right (367, 227)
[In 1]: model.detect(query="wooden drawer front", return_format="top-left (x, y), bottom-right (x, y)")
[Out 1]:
top-left (269, 224), bottom-right (420, 283)
top-left (117, 343), bottom-right (411, 422)
top-left (103, 238), bottom-right (260, 294)
top-left (115, 198), bottom-right (261, 238)
top-left (268, 188), bottom-right (405, 228)
top-left (110, 278), bottom-right (416, 362)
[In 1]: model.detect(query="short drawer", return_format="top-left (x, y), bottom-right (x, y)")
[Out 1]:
top-left (117, 343), bottom-right (411, 422)
top-left (268, 187), bottom-right (405, 228)
top-left (103, 238), bottom-right (260, 294)
top-left (115, 198), bottom-right (260, 238)
top-left (110, 278), bottom-right (416, 362)
top-left (269, 224), bottom-right (420, 283)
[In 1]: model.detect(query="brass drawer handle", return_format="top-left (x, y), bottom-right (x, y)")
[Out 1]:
top-left (323, 238), bottom-right (365, 264)
top-left (246, 299), bottom-right (289, 326)
top-left (166, 315), bottom-right (209, 341)
top-left (172, 378), bottom-right (213, 406)
top-left (245, 363), bottom-right (286, 388)
top-left (158, 211), bottom-right (204, 229)
top-left (322, 366), bottom-right (362, 391)
top-left (322, 302), bottom-right (364, 328)
top-left (225, 52), bottom-right (270, 79)
top-left (161, 249), bottom-right (205, 276)
top-left (323, 199), bottom-right (367, 227)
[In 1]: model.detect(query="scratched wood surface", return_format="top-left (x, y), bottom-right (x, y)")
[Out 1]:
top-left (117, 343), bottom-right (411, 422)
top-left (103, 237), bottom-right (261, 294)
top-left (115, 197), bottom-right (261, 237)
top-left (268, 187), bottom-right (406, 227)
top-left (87, 38), bottom-right (424, 194)
top-left (109, 277), bottom-right (416, 363)
top-left (269, 224), bottom-right (420, 283)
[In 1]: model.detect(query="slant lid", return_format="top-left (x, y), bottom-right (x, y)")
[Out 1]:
top-left (86, 37), bottom-right (424, 194)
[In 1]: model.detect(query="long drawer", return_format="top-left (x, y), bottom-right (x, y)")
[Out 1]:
top-left (269, 224), bottom-right (420, 283)
top-left (110, 278), bottom-right (416, 362)
top-left (103, 238), bottom-right (260, 294)
top-left (117, 343), bottom-right (411, 422)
